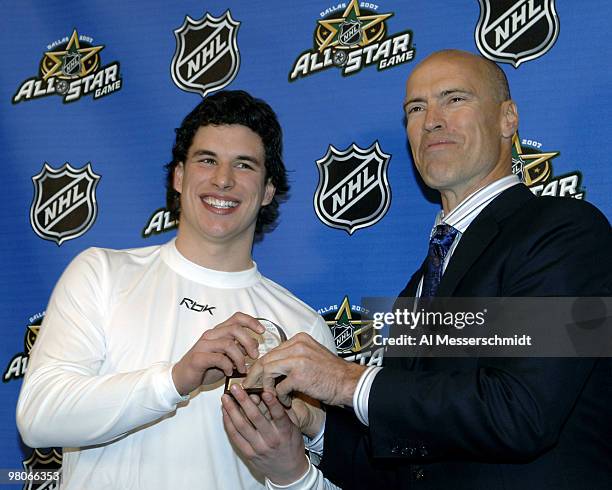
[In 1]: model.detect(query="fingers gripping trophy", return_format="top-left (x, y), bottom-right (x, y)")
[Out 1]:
top-left (225, 319), bottom-right (287, 395)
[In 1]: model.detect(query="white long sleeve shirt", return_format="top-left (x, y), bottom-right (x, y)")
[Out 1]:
top-left (16, 239), bottom-right (335, 490)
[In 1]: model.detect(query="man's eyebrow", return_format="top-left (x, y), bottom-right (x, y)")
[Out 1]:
top-left (404, 89), bottom-right (473, 108)
top-left (189, 149), bottom-right (262, 166)
top-left (403, 96), bottom-right (425, 108)
top-left (440, 88), bottom-right (472, 97)
top-left (190, 149), bottom-right (217, 157)
top-left (235, 155), bottom-right (263, 166)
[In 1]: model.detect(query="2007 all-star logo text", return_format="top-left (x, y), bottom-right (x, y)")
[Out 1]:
top-left (512, 133), bottom-right (585, 199)
top-left (290, 0), bottom-right (415, 80)
top-left (13, 29), bottom-right (122, 104)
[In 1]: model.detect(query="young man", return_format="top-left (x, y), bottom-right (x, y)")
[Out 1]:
top-left (17, 90), bottom-right (335, 490)
top-left (222, 51), bottom-right (612, 489)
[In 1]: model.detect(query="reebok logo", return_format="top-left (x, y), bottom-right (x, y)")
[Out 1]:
top-left (180, 298), bottom-right (216, 315)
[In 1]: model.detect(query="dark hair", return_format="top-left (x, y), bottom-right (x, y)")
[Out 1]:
top-left (165, 90), bottom-right (289, 235)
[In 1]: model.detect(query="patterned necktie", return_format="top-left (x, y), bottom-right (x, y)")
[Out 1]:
top-left (420, 224), bottom-right (459, 300)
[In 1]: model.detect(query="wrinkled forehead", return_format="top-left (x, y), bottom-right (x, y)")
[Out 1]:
top-left (405, 53), bottom-right (489, 98)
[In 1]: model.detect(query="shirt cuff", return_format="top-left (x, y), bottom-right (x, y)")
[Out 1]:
top-left (303, 415), bottom-right (325, 456)
top-left (352, 366), bottom-right (383, 426)
top-left (265, 462), bottom-right (315, 490)
top-left (154, 362), bottom-right (190, 408)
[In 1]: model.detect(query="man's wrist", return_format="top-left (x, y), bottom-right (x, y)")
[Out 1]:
top-left (267, 454), bottom-right (310, 487)
top-left (338, 362), bottom-right (367, 407)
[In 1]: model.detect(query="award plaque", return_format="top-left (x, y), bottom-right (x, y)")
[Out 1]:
top-left (224, 318), bottom-right (287, 395)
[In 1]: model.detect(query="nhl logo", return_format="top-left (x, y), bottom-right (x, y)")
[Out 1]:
top-left (22, 448), bottom-right (62, 489)
top-left (30, 162), bottom-right (100, 246)
top-left (171, 10), bottom-right (240, 97)
top-left (339, 20), bottom-right (362, 47)
top-left (332, 322), bottom-right (356, 352)
top-left (61, 46), bottom-right (82, 77)
top-left (475, 0), bottom-right (560, 67)
top-left (314, 141), bottom-right (391, 235)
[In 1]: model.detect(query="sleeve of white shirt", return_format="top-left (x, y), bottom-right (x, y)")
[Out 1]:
top-left (265, 463), bottom-right (342, 490)
top-left (353, 366), bottom-right (383, 426)
top-left (16, 248), bottom-right (187, 448)
top-left (305, 314), bottom-right (337, 354)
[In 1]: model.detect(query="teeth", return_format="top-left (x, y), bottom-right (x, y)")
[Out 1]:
top-left (203, 196), bottom-right (238, 209)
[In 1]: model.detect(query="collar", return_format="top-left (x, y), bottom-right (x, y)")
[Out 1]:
top-left (160, 239), bottom-right (261, 288)
top-left (434, 175), bottom-right (521, 234)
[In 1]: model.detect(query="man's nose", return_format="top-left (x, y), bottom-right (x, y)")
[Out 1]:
top-left (211, 163), bottom-right (235, 189)
top-left (424, 105), bottom-right (444, 132)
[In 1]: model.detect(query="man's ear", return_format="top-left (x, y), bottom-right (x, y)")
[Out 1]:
top-left (173, 162), bottom-right (184, 193)
top-left (262, 179), bottom-right (276, 206)
top-left (500, 100), bottom-right (519, 139)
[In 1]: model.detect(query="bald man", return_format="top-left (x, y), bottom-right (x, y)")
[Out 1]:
top-left (222, 50), bottom-right (612, 489)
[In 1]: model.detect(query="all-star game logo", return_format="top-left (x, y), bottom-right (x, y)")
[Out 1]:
top-left (314, 141), bottom-right (391, 234)
top-left (171, 10), bottom-right (240, 97)
top-left (475, 0), bottom-right (560, 67)
top-left (289, 1), bottom-right (415, 80)
top-left (318, 296), bottom-right (383, 366)
top-left (3, 311), bottom-right (44, 382)
top-left (13, 29), bottom-right (122, 104)
top-left (22, 448), bottom-right (62, 490)
top-left (142, 207), bottom-right (178, 238)
top-left (512, 134), bottom-right (585, 198)
top-left (30, 162), bottom-right (101, 246)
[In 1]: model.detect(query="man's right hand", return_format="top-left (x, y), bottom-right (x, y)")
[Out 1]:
top-left (172, 312), bottom-right (265, 396)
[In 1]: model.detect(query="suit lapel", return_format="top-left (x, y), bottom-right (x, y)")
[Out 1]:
top-left (399, 260), bottom-right (426, 298)
top-left (436, 216), bottom-right (499, 296)
top-left (436, 184), bottom-right (534, 297)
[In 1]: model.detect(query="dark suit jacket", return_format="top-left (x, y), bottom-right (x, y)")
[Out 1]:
top-left (321, 184), bottom-right (612, 489)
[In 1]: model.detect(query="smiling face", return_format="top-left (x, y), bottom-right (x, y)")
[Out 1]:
top-left (404, 51), bottom-right (518, 212)
top-left (173, 124), bottom-right (275, 269)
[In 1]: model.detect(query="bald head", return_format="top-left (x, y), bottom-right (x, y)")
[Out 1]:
top-left (415, 50), bottom-right (511, 103)
top-left (403, 48), bottom-right (519, 213)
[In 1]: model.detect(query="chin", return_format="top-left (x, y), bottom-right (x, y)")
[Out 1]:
top-left (421, 170), bottom-right (457, 190)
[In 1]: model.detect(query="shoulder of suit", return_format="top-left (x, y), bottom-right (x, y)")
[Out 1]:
top-left (505, 194), bottom-right (610, 231)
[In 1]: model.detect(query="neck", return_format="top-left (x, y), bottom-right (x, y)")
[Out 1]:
top-left (174, 234), bottom-right (255, 272)
top-left (440, 169), bottom-right (512, 215)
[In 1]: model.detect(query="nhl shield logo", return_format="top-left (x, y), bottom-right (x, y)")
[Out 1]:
top-left (332, 322), bottom-right (356, 352)
top-left (475, 0), bottom-right (560, 67)
top-left (171, 10), bottom-right (240, 97)
top-left (339, 19), bottom-right (362, 47)
top-left (22, 448), bottom-right (62, 489)
top-left (30, 162), bottom-right (100, 246)
top-left (314, 141), bottom-right (391, 235)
